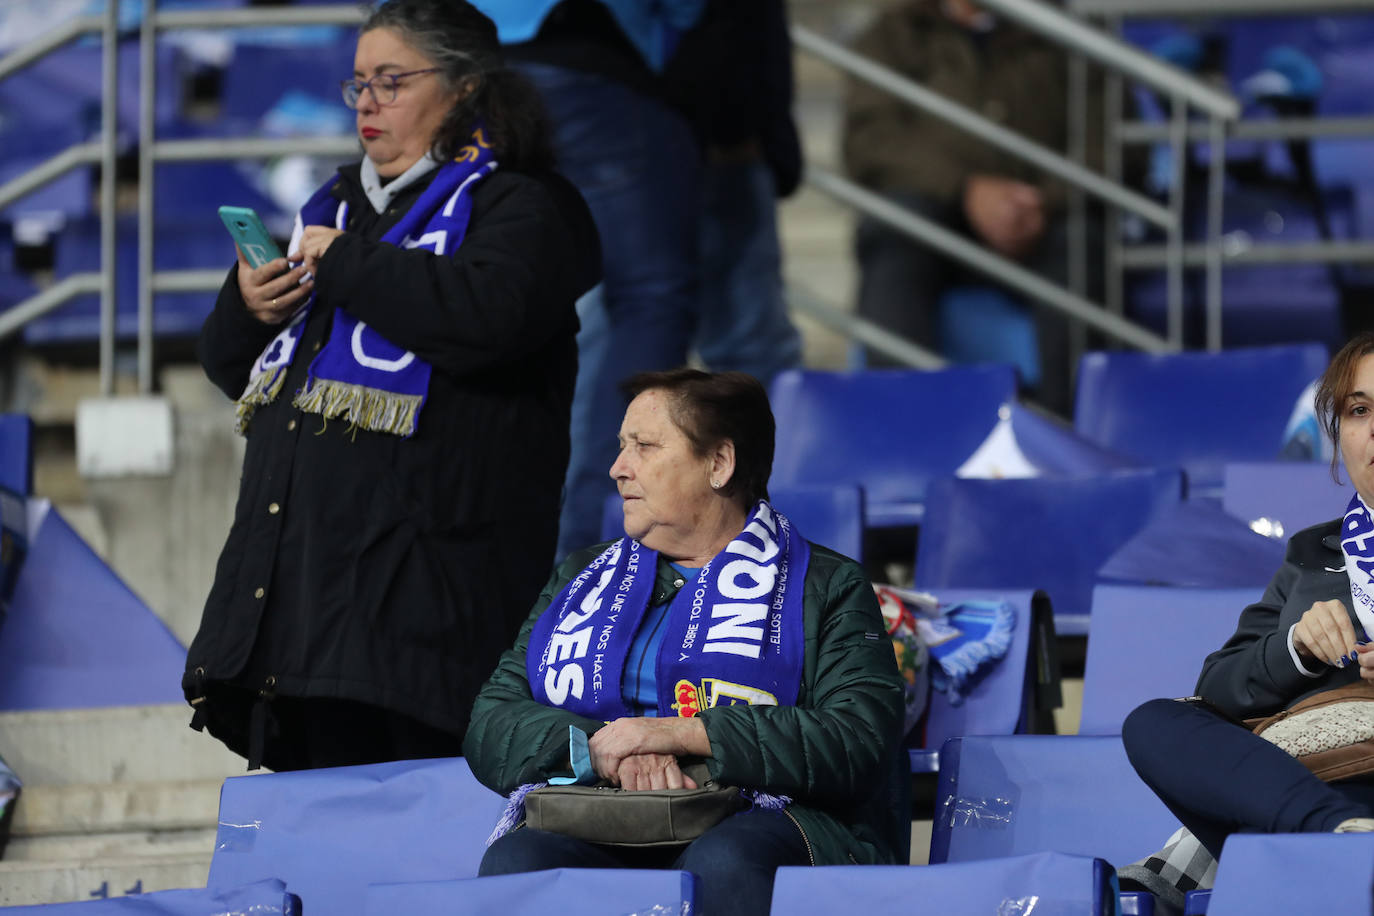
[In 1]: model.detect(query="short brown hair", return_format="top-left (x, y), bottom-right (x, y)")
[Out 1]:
top-left (620, 369), bottom-right (774, 508)
top-left (1315, 331), bottom-right (1374, 480)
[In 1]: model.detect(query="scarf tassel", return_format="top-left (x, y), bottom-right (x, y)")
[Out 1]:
top-left (742, 790), bottom-right (792, 811)
top-left (234, 365), bottom-right (289, 436)
top-left (930, 602), bottom-right (1016, 705)
top-left (487, 782), bottom-right (544, 847)
top-left (292, 379), bottom-right (423, 438)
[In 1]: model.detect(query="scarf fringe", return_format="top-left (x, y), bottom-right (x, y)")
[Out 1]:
top-left (487, 782), bottom-right (544, 847)
top-left (292, 378), bottom-right (423, 437)
top-left (743, 790), bottom-right (792, 811)
top-left (930, 601), bottom-right (1015, 706)
top-left (234, 364), bottom-right (288, 436)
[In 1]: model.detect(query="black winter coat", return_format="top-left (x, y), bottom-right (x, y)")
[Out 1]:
top-left (185, 163), bottom-right (600, 760)
top-left (1197, 519), bottom-right (1366, 719)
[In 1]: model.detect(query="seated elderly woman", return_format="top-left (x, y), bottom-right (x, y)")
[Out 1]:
top-left (1124, 331), bottom-right (1374, 862)
top-left (463, 369), bottom-right (905, 916)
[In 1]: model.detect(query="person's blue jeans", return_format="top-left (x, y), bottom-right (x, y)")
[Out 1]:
top-left (1123, 697), bottom-right (1374, 859)
top-left (694, 158), bottom-right (802, 389)
top-left (480, 808), bottom-right (811, 916)
top-left (511, 62), bottom-right (703, 561)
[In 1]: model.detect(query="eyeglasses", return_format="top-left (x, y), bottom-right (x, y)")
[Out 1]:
top-left (340, 68), bottom-right (440, 108)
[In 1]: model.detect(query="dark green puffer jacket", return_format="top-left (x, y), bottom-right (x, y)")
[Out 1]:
top-left (462, 541), bottom-right (907, 865)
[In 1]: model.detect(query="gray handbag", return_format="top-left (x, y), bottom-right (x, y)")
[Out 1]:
top-left (523, 762), bottom-right (745, 847)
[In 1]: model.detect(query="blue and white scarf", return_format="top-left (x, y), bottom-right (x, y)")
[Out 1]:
top-left (1338, 492), bottom-right (1374, 641)
top-left (234, 130), bottom-right (499, 437)
top-left (528, 501), bottom-right (810, 721)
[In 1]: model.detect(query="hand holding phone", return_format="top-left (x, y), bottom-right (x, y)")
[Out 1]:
top-left (219, 206), bottom-right (312, 325)
top-left (219, 206), bottom-right (284, 269)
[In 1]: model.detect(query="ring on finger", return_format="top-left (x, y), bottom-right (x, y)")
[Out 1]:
top-left (271, 298), bottom-right (277, 307)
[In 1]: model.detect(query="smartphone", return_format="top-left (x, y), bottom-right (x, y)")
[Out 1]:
top-left (218, 206), bottom-right (284, 269)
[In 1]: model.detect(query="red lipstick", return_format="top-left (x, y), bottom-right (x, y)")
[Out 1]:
top-left (361, 127), bottom-right (382, 140)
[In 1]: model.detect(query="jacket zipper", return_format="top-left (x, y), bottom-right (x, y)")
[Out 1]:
top-left (781, 808), bottom-right (815, 866)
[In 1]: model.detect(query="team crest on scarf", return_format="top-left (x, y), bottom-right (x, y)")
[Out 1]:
top-left (235, 129), bottom-right (499, 437)
top-left (528, 502), bottom-right (809, 721)
top-left (1339, 492), bottom-right (1374, 641)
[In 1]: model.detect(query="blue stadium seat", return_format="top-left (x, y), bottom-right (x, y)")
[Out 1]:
top-left (208, 757), bottom-right (509, 915)
top-left (0, 879), bottom-right (297, 915)
top-left (1074, 345), bottom-right (1329, 496)
top-left (911, 588), bottom-right (1046, 773)
top-left (0, 413), bottom-right (33, 497)
top-left (930, 735), bottom-right (1180, 868)
top-left (600, 484), bottom-right (866, 563)
top-left (0, 503), bottom-right (185, 711)
top-left (365, 869), bottom-right (696, 916)
top-left (222, 39), bottom-right (357, 121)
top-left (1205, 834), bottom-right (1374, 915)
top-left (0, 414), bottom-right (33, 610)
top-left (1078, 585), bottom-right (1257, 736)
top-left (154, 161), bottom-right (285, 225)
top-left (1126, 188), bottom-right (1353, 352)
top-left (0, 41), bottom-right (185, 146)
top-left (769, 852), bottom-right (1117, 915)
top-left (1097, 500), bottom-right (1285, 590)
top-left (1222, 461), bottom-right (1351, 540)
top-left (769, 366), bottom-right (1018, 527)
top-left (29, 215), bottom-right (224, 344)
top-left (914, 469), bottom-right (1184, 635)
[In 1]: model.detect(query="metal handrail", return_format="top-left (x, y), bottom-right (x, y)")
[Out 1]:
top-left (153, 136), bottom-right (358, 162)
top-left (807, 167), bottom-right (1172, 354)
top-left (978, 0), bottom-right (1239, 120)
top-left (0, 15), bottom-right (103, 80)
top-left (0, 142), bottom-right (103, 212)
top-left (787, 284), bottom-right (948, 372)
top-left (1121, 240), bottom-right (1374, 268)
top-left (1071, 0), bottom-right (1372, 15)
top-left (792, 26), bottom-right (1175, 230)
top-left (0, 274), bottom-right (103, 340)
top-left (151, 5), bottom-right (363, 29)
top-left (1119, 116), bottom-right (1374, 143)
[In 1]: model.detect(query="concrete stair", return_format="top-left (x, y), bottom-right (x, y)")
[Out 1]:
top-left (0, 705), bottom-right (246, 906)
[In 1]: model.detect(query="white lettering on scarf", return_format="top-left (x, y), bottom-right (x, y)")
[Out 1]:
top-left (1340, 494), bottom-right (1374, 641)
top-left (402, 229), bottom-right (448, 255)
top-left (349, 322), bottom-right (416, 372)
top-left (544, 543), bottom-right (625, 704)
top-left (703, 505), bottom-right (782, 658)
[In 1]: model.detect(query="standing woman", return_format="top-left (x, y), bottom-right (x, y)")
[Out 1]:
top-left (186, 0), bottom-right (600, 771)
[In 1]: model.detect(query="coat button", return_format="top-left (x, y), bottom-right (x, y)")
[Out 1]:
top-left (254, 587), bottom-right (265, 599)
top-left (312, 341), bottom-right (321, 352)
top-left (287, 419), bottom-right (297, 431)
top-left (268, 502), bottom-right (280, 515)
top-left (673, 578), bottom-right (685, 588)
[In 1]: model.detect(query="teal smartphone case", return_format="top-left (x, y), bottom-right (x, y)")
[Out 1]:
top-left (218, 206), bottom-right (284, 268)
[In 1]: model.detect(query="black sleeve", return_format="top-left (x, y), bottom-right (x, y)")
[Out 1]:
top-left (1194, 558), bottom-right (1322, 719)
top-left (196, 263), bottom-right (288, 400)
top-left (311, 174), bottom-right (598, 378)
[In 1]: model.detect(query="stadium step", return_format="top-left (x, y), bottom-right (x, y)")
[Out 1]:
top-left (0, 705), bottom-right (239, 905)
top-left (0, 705), bottom-right (246, 787)
top-left (0, 853), bottom-right (213, 907)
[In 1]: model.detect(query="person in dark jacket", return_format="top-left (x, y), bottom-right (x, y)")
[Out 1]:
top-left (843, 0), bottom-right (1127, 416)
top-left (1124, 332), bottom-right (1374, 861)
top-left (465, 369), bottom-right (905, 916)
top-left (185, 0), bottom-right (600, 772)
